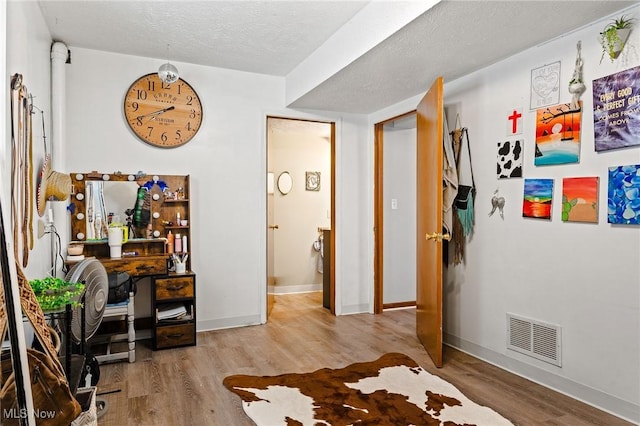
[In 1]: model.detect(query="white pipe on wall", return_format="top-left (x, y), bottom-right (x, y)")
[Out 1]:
top-left (50, 42), bottom-right (67, 169)
top-left (50, 42), bottom-right (69, 273)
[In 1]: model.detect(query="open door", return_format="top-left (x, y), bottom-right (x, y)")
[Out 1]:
top-left (416, 77), bottom-right (445, 368)
top-left (265, 117), bottom-right (336, 318)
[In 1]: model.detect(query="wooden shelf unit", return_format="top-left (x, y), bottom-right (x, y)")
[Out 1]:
top-left (152, 273), bottom-right (197, 350)
top-left (69, 172), bottom-right (196, 351)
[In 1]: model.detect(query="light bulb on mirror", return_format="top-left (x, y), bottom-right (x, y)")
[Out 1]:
top-left (158, 62), bottom-right (179, 84)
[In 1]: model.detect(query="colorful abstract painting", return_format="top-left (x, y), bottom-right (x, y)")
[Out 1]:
top-left (608, 164), bottom-right (640, 225)
top-left (593, 66), bottom-right (640, 152)
top-left (535, 102), bottom-right (582, 165)
top-left (497, 140), bottom-right (523, 179)
top-left (523, 178), bottom-right (554, 220)
top-left (562, 177), bottom-right (599, 223)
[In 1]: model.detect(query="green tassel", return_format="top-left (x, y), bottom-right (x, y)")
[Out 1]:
top-left (456, 191), bottom-right (475, 236)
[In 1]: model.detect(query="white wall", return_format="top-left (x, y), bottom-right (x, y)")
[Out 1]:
top-left (270, 126), bottom-right (331, 289)
top-left (383, 125), bottom-right (416, 304)
top-left (3, 3), bottom-right (375, 330)
top-left (5, 1), bottom-right (54, 279)
top-left (62, 48), bottom-right (373, 325)
top-left (333, 113), bottom-right (373, 314)
top-left (63, 48), bottom-right (283, 328)
top-left (370, 7), bottom-right (640, 422)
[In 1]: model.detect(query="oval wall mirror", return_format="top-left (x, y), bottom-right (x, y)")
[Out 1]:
top-left (277, 171), bottom-right (293, 195)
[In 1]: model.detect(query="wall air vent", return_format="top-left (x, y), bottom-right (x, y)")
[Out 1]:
top-left (507, 313), bottom-right (561, 367)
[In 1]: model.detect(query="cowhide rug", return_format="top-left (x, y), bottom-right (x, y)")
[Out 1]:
top-left (223, 352), bottom-right (514, 425)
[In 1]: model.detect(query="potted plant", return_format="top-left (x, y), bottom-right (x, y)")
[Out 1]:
top-left (600, 15), bottom-right (634, 63)
top-left (29, 277), bottom-right (85, 312)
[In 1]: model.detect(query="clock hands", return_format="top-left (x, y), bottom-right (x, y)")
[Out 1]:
top-left (136, 105), bottom-right (175, 122)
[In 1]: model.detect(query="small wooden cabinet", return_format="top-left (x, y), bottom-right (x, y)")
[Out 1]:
top-left (152, 273), bottom-right (197, 350)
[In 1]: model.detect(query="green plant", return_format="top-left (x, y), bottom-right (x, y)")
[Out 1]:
top-left (29, 277), bottom-right (85, 312)
top-left (600, 15), bottom-right (634, 63)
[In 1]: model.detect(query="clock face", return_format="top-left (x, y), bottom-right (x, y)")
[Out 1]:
top-left (123, 73), bottom-right (203, 148)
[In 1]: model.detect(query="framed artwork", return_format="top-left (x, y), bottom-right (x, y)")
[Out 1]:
top-left (607, 164), bottom-right (640, 224)
top-left (534, 102), bottom-right (582, 166)
top-left (562, 177), bottom-right (599, 223)
top-left (497, 140), bottom-right (523, 179)
top-left (305, 171), bottom-right (320, 191)
top-left (593, 66), bottom-right (640, 152)
top-left (530, 61), bottom-right (561, 109)
top-left (523, 178), bottom-right (554, 220)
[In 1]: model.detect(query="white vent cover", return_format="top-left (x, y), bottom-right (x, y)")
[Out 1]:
top-left (507, 313), bottom-right (561, 367)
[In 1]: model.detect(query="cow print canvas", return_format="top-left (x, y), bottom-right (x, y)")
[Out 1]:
top-left (497, 139), bottom-right (523, 179)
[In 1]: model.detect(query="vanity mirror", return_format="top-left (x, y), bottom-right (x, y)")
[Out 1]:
top-left (83, 180), bottom-right (139, 239)
top-left (69, 173), bottom-right (192, 267)
top-left (70, 172), bottom-right (151, 241)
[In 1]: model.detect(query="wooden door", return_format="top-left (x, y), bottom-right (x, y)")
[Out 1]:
top-left (416, 77), bottom-right (444, 368)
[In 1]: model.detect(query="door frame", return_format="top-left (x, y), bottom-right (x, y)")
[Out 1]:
top-left (265, 115), bottom-right (336, 315)
top-left (373, 110), bottom-right (417, 314)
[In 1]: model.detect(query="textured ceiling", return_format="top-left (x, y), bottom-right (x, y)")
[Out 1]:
top-left (38, 0), bottom-right (637, 114)
top-left (38, 1), bottom-right (368, 76)
top-left (289, 1), bottom-right (639, 113)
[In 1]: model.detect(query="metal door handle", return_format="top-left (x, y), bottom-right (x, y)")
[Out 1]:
top-left (269, 224), bottom-right (279, 229)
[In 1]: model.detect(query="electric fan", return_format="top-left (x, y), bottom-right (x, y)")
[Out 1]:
top-left (64, 258), bottom-right (110, 418)
top-left (65, 258), bottom-right (109, 343)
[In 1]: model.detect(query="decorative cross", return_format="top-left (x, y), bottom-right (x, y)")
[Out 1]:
top-left (508, 110), bottom-right (522, 133)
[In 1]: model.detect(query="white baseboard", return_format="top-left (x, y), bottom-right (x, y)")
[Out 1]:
top-left (444, 333), bottom-right (639, 424)
top-left (197, 314), bottom-right (263, 331)
top-left (269, 283), bottom-right (322, 294)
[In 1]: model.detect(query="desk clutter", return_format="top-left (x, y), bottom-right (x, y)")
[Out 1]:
top-left (66, 173), bottom-right (196, 352)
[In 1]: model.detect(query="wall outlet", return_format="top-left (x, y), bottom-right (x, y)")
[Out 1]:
top-left (391, 198), bottom-right (398, 210)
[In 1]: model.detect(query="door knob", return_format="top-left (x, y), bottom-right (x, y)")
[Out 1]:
top-left (269, 224), bottom-right (279, 229)
top-left (425, 232), bottom-right (450, 242)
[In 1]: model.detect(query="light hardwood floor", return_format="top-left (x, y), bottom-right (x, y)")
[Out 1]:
top-left (97, 292), bottom-right (633, 425)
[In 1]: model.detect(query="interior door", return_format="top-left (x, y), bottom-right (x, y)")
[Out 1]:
top-left (416, 77), bottom-right (444, 368)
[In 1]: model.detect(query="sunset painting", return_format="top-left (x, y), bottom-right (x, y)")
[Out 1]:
top-left (523, 178), bottom-right (554, 219)
top-left (562, 177), bottom-right (599, 223)
top-left (534, 102), bottom-right (582, 166)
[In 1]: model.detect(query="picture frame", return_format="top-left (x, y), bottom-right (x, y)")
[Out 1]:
top-left (530, 61), bottom-right (561, 110)
top-left (593, 66), bottom-right (640, 152)
top-left (305, 171), bottom-right (320, 191)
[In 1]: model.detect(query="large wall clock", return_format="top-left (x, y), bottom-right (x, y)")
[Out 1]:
top-left (123, 73), bottom-right (203, 148)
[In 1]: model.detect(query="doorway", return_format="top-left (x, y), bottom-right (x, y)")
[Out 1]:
top-left (266, 117), bottom-right (336, 318)
top-left (374, 111), bottom-right (417, 313)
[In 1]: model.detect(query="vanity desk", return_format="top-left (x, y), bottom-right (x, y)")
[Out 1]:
top-left (68, 172), bottom-right (196, 351)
